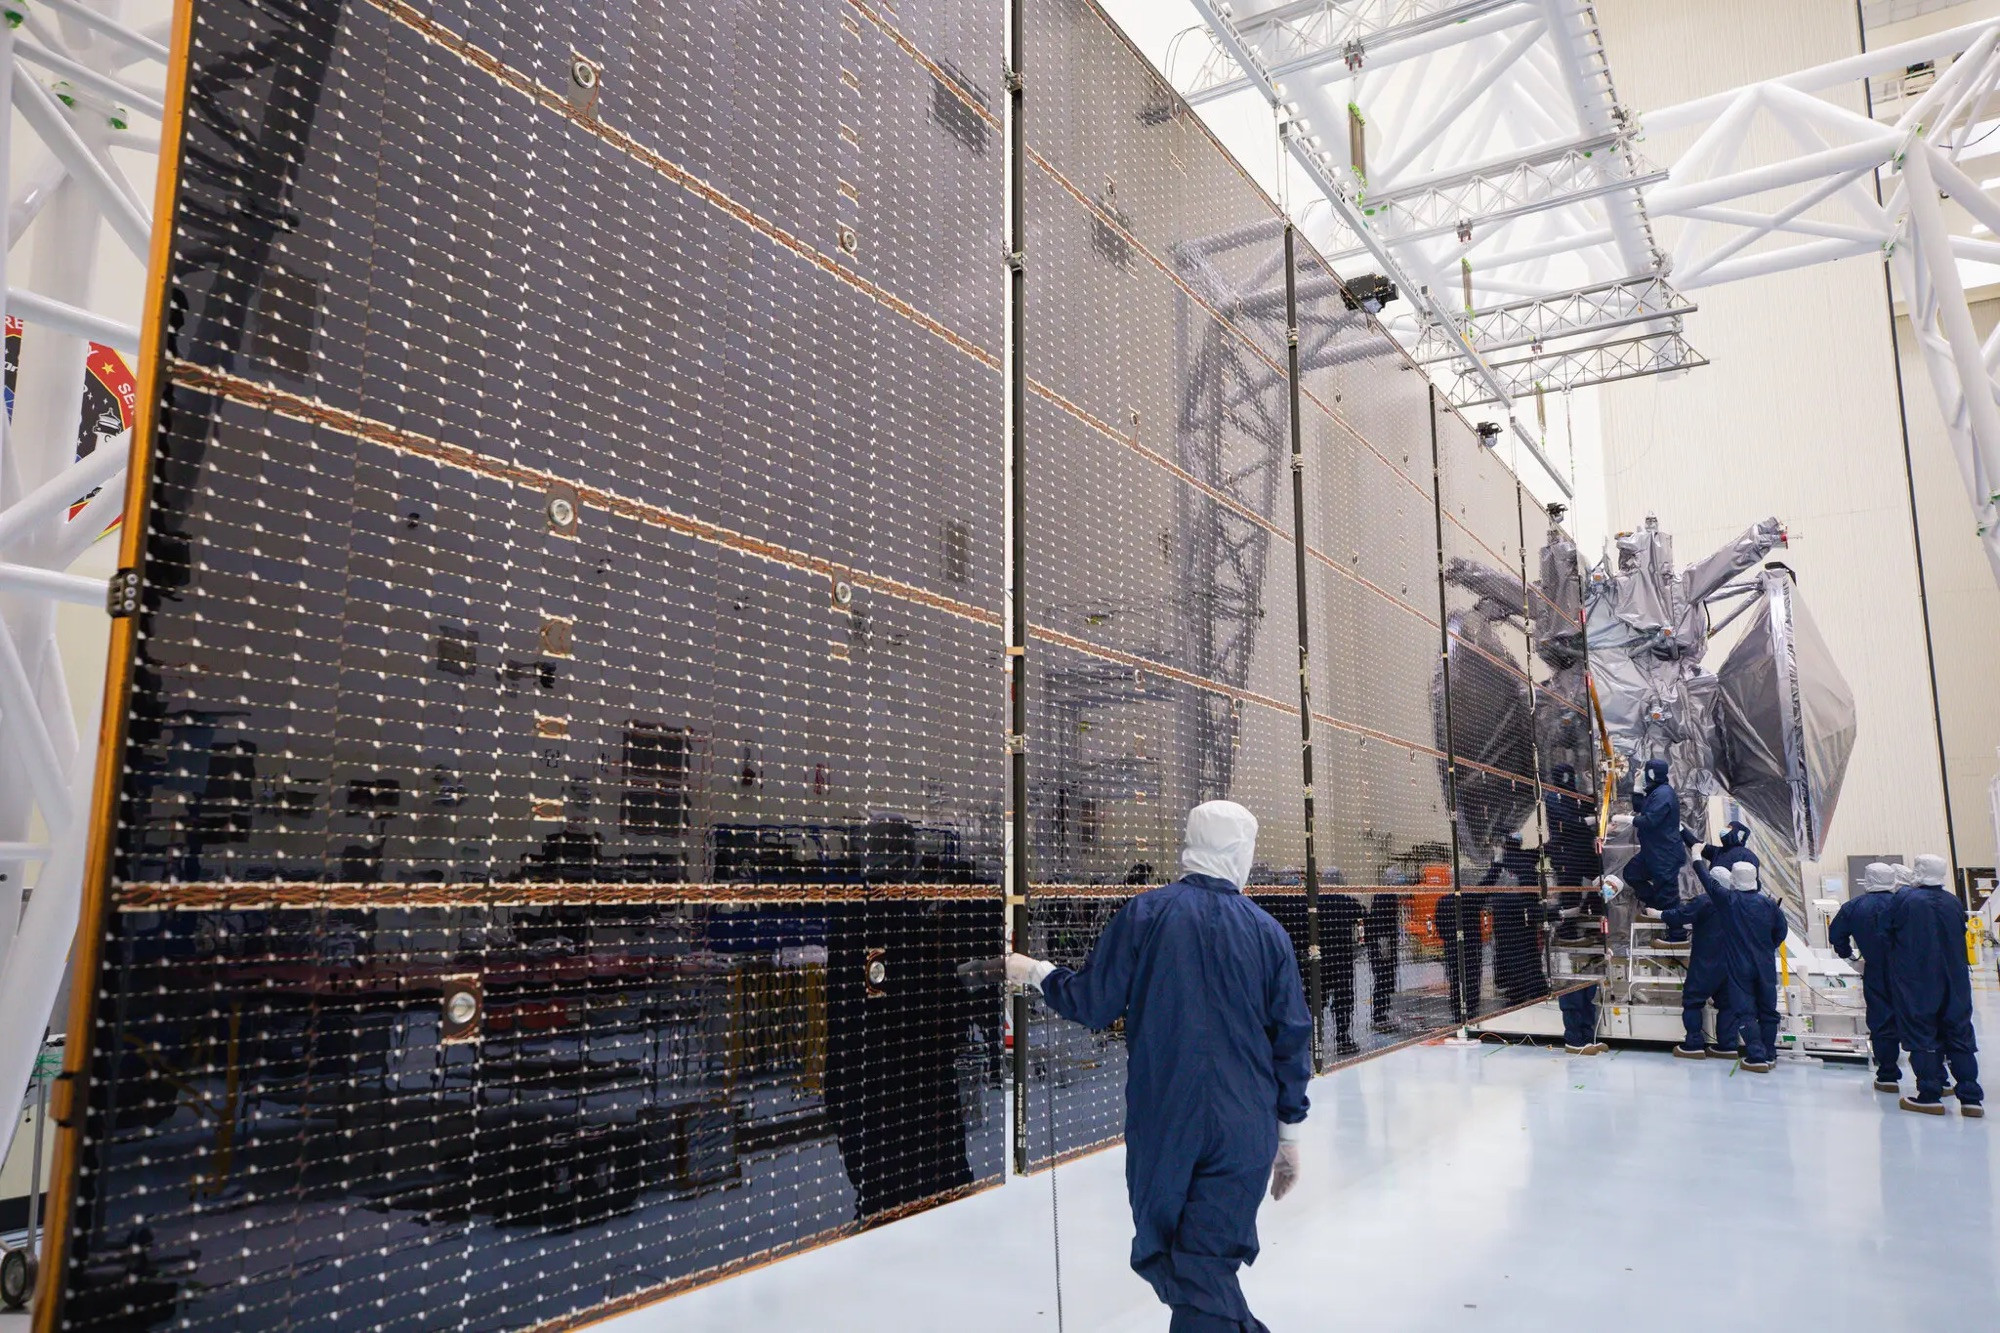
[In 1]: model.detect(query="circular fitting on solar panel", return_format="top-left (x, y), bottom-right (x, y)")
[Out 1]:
top-left (837, 226), bottom-right (859, 255)
top-left (440, 977), bottom-right (483, 1042)
top-left (571, 55), bottom-right (599, 90)
top-left (867, 960), bottom-right (886, 985)
top-left (833, 579), bottom-right (854, 607)
top-left (545, 482), bottom-right (580, 536)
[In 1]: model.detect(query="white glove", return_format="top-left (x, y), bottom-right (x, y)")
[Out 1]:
top-left (1642, 907), bottom-right (1663, 920)
top-left (1270, 1129), bottom-right (1301, 1201)
top-left (1006, 953), bottom-right (1055, 987)
top-left (1610, 813), bottom-right (1635, 832)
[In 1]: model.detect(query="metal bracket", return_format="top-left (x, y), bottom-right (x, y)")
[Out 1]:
top-left (567, 51), bottom-right (603, 116)
top-left (1004, 732), bottom-right (1026, 754)
top-left (545, 481), bottom-right (579, 536)
top-left (106, 567), bottom-right (139, 617)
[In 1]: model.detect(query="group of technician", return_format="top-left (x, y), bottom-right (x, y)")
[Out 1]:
top-left (1603, 758), bottom-right (1982, 1116)
top-left (1829, 856), bottom-right (1985, 1117)
top-left (994, 789), bottom-right (1987, 1332)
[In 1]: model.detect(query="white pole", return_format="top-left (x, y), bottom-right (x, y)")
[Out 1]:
top-left (1644, 19), bottom-right (2000, 134)
top-left (1648, 136), bottom-right (1900, 217)
top-left (0, 684), bottom-right (99, 1172)
top-left (1901, 147), bottom-right (2000, 569)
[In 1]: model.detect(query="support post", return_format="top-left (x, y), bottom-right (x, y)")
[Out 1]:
top-left (1429, 388), bottom-right (1468, 1025)
top-left (1004, 0), bottom-right (1032, 1176)
top-left (1283, 222), bottom-right (1325, 1070)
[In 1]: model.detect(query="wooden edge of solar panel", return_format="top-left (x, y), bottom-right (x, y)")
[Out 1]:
top-left (33, 3), bottom-right (197, 1328)
top-left (519, 1177), bottom-right (999, 1333)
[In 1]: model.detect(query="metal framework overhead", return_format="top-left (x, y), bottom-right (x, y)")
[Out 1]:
top-left (1179, 0), bottom-right (1687, 488)
top-left (1633, 17), bottom-right (2000, 583)
top-left (1168, 1), bottom-right (2000, 584)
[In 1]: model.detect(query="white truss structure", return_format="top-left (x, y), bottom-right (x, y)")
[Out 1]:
top-left (1179, 0), bottom-right (1691, 442)
top-left (1637, 18), bottom-right (2000, 586)
top-left (0, 0), bottom-right (164, 1172)
top-left (1173, 1), bottom-right (2000, 581)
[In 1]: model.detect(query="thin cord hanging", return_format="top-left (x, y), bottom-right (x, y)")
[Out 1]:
top-left (1048, 1042), bottom-right (1066, 1333)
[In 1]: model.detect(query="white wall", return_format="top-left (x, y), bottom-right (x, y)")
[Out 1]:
top-left (1593, 0), bottom-right (1957, 882)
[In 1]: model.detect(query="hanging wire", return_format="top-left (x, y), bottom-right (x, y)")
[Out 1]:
top-left (1048, 1047), bottom-right (1066, 1333)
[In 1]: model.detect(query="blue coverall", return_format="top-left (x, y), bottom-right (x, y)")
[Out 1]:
top-left (1682, 822), bottom-right (1759, 876)
top-left (1041, 873), bottom-right (1313, 1332)
top-left (1887, 885), bottom-right (1984, 1107)
top-left (1696, 865), bottom-right (1787, 1062)
top-left (1661, 892), bottom-right (1735, 1053)
top-left (1828, 890), bottom-right (1902, 1083)
top-left (1628, 761), bottom-right (1688, 939)
top-left (1558, 985), bottom-right (1599, 1047)
top-left (1543, 769), bottom-right (1601, 887)
top-left (1480, 843), bottom-right (1547, 1003)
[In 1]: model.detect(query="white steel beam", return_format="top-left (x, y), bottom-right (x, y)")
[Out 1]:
top-left (0, 0), bottom-right (162, 1173)
top-left (1188, 0), bottom-right (1573, 496)
top-left (10, 69), bottom-right (150, 257)
top-left (1186, 0), bottom-right (1538, 102)
top-left (6, 283), bottom-right (141, 351)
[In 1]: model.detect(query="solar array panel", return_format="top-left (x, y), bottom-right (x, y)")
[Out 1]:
top-left (44, 0), bottom-right (1590, 1326)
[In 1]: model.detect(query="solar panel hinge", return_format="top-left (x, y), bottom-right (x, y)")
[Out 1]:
top-left (107, 567), bottom-right (140, 618)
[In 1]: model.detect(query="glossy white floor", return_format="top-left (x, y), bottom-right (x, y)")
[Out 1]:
top-left (3, 983), bottom-right (1993, 1333)
top-left (628, 977), bottom-right (2000, 1333)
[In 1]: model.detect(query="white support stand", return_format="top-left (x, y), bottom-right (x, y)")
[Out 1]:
top-left (0, 0), bottom-right (167, 1178)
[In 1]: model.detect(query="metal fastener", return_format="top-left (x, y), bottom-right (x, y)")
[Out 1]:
top-left (546, 482), bottom-right (580, 536)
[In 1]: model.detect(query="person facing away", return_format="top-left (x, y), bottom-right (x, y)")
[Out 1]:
top-left (1480, 834), bottom-right (1547, 1004)
top-left (1321, 892), bottom-right (1366, 1057)
top-left (1686, 858), bottom-right (1787, 1071)
top-left (1628, 758), bottom-right (1690, 943)
top-left (1542, 763), bottom-right (1602, 886)
top-left (1887, 854), bottom-right (1984, 1118)
top-left (1006, 801), bottom-right (1312, 1333)
top-left (1544, 763), bottom-right (1602, 939)
top-left (1661, 872), bottom-right (1739, 1061)
top-left (1829, 861), bottom-right (1906, 1091)
top-left (1364, 891), bottom-right (1403, 1032)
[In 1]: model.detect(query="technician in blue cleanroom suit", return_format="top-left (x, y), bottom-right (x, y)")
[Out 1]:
top-left (1830, 861), bottom-right (1906, 1091)
top-left (1553, 878), bottom-right (1607, 1054)
top-left (1660, 873), bottom-right (1737, 1060)
top-left (1006, 801), bottom-right (1313, 1333)
top-left (1888, 854), bottom-right (1985, 1118)
top-left (1664, 859), bottom-right (1786, 1070)
top-left (1681, 820), bottom-right (1759, 873)
top-left (1626, 758), bottom-right (1690, 945)
top-left (1480, 834), bottom-right (1547, 1004)
top-left (1544, 764), bottom-right (1602, 940)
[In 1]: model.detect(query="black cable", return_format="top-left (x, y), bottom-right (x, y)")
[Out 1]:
top-left (1856, 0), bottom-right (1967, 897)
